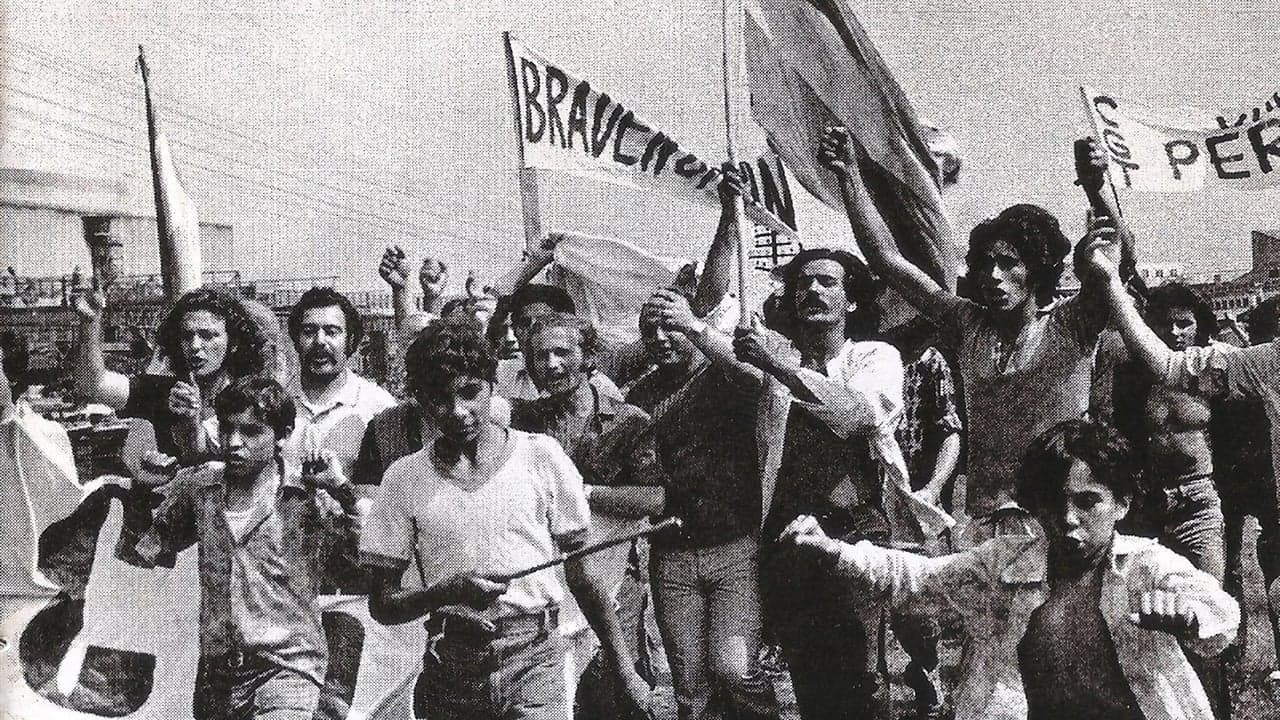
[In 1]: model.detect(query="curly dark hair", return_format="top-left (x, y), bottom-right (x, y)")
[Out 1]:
top-left (1244, 295), bottom-right (1280, 344)
top-left (776, 248), bottom-right (882, 339)
top-left (1017, 419), bottom-right (1138, 514)
top-left (214, 375), bottom-right (296, 440)
top-left (287, 287), bottom-right (364, 356)
top-left (404, 317), bottom-right (497, 402)
top-left (155, 288), bottom-right (268, 379)
top-left (1143, 283), bottom-right (1215, 347)
top-left (526, 312), bottom-right (601, 375)
top-left (966, 204), bottom-right (1070, 307)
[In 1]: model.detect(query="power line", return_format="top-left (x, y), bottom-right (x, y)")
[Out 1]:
top-left (5, 45), bottom-right (508, 237)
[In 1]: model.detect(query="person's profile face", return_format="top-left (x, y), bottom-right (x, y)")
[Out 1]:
top-left (180, 310), bottom-right (229, 378)
top-left (791, 258), bottom-right (850, 328)
top-left (1039, 459), bottom-right (1129, 568)
top-left (970, 239), bottom-right (1032, 312)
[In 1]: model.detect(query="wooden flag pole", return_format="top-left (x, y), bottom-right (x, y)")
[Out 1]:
top-left (722, 0), bottom-right (752, 328)
top-left (504, 32), bottom-right (546, 257)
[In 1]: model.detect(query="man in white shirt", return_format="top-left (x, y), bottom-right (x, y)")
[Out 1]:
top-left (359, 319), bottom-right (647, 720)
top-left (284, 287), bottom-right (395, 489)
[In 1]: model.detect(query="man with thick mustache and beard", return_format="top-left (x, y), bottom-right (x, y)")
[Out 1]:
top-left (648, 245), bottom-right (914, 719)
top-left (818, 128), bottom-right (1120, 548)
top-left (284, 287), bottom-right (394, 495)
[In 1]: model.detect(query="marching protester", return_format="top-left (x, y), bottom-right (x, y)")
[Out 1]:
top-left (1111, 283), bottom-right (1225, 581)
top-left (117, 376), bottom-right (361, 720)
top-left (1086, 230), bottom-right (1280, 692)
top-left (283, 287), bottom-right (395, 488)
top-left (1214, 298), bottom-right (1280, 677)
top-left (779, 418), bottom-right (1240, 720)
top-left (72, 284), bottom-right (271, 463)
top-left (888, 327), bottom-right (964, 720)
top-left (358, 319), bottom-right (646, 719)
top-left (818, 126), bottom-right (1118, 544)
top-left (508, 311), bottom-right (667, 719)
top-left (650, 236), bottom-right (918, 718)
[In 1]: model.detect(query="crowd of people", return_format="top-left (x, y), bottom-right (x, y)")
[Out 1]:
top-left (7, 125), bottom-right (1277, 720)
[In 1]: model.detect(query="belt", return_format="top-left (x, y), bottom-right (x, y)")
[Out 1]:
top-left (425, 605), bottom-right (559, 638)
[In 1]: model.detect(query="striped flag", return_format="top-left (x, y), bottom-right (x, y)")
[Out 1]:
top-left (744, 0), bottom-right (960, 290)
top-left (138, 47), bottom-right (202, 301)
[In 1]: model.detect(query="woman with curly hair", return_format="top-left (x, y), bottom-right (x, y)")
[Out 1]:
top-left (73, 284), bottom-right (271, 461)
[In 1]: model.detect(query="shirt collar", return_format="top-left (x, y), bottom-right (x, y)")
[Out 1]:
top-left (296, 368), bottom-right (360, 415)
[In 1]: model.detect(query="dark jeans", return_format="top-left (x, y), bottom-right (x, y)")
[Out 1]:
top-left (760, 540), bottom-right (878, 720)
top-left (194, 655), bottom-right (320, 720)
top-left (1155, 475), bottom-right (1229, 720)
top-left (415, 613), bottom-right (566, 720)
top-left (651, 534), bottom-right (777, 720)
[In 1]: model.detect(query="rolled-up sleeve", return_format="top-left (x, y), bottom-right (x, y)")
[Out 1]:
top-left (358, 463), bottom-right (413, 573)
top-left (793, 343), bottom-right (904, 439)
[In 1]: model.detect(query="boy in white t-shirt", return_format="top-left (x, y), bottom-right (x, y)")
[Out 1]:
top-left (359, 319), bottom-right (645, 720)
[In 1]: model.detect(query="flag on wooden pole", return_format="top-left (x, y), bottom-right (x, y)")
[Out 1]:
top-left (744, 0), bottom-right (959, 289)
top-left (138, 46), bottom-right (202, 301)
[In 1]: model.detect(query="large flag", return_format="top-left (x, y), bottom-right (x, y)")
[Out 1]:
top-left (744, 0), bottom-right (960, 290)
top-left (138, 47), bottom-right (202, 301)
top-left (1081, 85), bottom-right (1280, 192)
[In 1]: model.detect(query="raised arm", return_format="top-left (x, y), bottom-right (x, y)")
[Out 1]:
top-left (819, 127), bottom-right (961, 323)
top-left (1078, 236), bottom-right (1174, 379)
top-left (492, 233), bottom-right (559, 297)
top-left (691, 162), bottom-right (744, 317)
top-left (645, 290), bottom-right (763, 391)
top-left (71, 281), bottom-right (130, 409)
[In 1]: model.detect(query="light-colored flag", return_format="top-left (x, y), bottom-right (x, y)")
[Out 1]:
top-left (744, 0), bottom-right (960, 289)
top-left (138, 47), bottom-right (201, 300)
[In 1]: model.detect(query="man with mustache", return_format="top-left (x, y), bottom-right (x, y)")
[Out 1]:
top-left (284, 287), bottom-right (394, 496)
top-left (648, 244), bottom-right (915, 719)
top-left (818, 128), bottom-right (1120, 547)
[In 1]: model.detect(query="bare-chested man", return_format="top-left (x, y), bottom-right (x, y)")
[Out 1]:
top-left (1113, 284), bottom-right (1225, 582)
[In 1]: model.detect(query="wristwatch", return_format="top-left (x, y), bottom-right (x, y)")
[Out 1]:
top-left (687, 319), bottom-right (708, 336)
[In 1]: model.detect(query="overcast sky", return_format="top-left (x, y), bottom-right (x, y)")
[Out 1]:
top-left (3, 0), bottom-right (1278, 289)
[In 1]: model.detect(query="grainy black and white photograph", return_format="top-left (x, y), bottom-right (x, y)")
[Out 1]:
top-left (2, 1), bottom-right (1279, 719)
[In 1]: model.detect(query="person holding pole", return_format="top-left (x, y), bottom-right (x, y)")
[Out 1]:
top-left (359, 318), bottom-right (645, 720)
top-left (818, 127), bottom-right (1121, 546)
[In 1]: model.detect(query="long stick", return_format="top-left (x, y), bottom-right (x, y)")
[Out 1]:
top-left (487, 517), bottom-right (683, 583)
top-left (722, 0), bottom-right (752, 328)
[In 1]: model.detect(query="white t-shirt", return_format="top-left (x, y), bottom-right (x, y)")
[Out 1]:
top-left (359, 429), bottom-right (591, 618)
